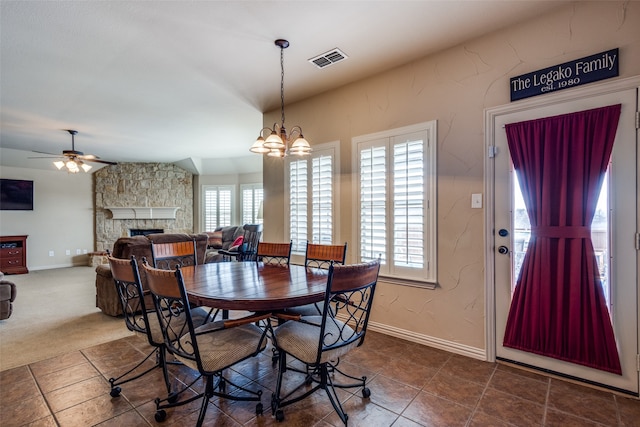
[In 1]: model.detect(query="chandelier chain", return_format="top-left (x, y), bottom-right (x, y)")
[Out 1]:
top-left (280, 44), bottom-right (286, 129)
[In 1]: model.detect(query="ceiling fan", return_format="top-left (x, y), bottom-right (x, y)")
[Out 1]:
top-left (30, 129), bottom-right (117, 173)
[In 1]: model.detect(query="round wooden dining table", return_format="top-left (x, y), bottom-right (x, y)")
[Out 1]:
top-left (179, 261), bottom-right (330, 312)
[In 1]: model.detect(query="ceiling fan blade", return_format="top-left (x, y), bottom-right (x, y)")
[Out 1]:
top-left (88, 158), bottom-right (118, 165)
top-left (28, 155), bottom-right (61, 159)
top-left (77, 154), bottom-right (97, 160)
top-left (31, 150), bottom-right (59, 156)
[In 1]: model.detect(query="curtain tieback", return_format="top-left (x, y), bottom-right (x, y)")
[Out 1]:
top-left (531, 226), bottom-right (591, 239)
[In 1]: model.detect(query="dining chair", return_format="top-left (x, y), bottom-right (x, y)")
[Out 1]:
top-left (271, 259), bottom-right (381, 424)
top-left (151, 238), bottom-right (224, 321)
top-left (140, 260), bottom-right (269, 426)
top-left (150, 239), bottom-right (198, 270)
top-left (256, 241), bottom-right (292, 266)
top-left (287, 241), bottom-right (348, 317)
top-left (304, 241), bottom-right (348, 269)
top-left (107, 254), bottom-right (210, 400)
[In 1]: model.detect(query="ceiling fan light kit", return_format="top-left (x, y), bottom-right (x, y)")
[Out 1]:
top-left (249, 39), bottom-right (312, 158)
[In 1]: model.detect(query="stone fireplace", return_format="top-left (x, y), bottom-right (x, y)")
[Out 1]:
top-left (94, 163), bottom-right (194, 251)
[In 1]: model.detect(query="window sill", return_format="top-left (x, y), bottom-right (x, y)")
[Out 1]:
top-left (379, 275), bottom-right (437, 290)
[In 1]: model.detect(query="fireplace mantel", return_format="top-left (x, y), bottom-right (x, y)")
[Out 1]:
top-left (105, 206), bottom-right (180, 220)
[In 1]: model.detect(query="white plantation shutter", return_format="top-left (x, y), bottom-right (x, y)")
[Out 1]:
top-left (241, 185), bottom-right (263, 224)
top-left (286, 142), bottom-right (338, 253)
top-left (312, 155), bottom-right (333, 245)
top-left (354, 121), bottom-right (436, 285)
top-left (219, 189), bottom-right (232, 226)
top-left (289, 159), bottom-right (308, 253)
top-left (360, 145), bottom-right (387, 264)
top-left (242, 189), bottom-right (253, 224)
top-left (203, 186), bottom-right (233, 231)
top-left (393, 138), bottom-right (424, 268)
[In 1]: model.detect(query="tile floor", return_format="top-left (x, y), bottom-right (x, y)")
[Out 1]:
top-left (1, 331), bottom-right (639, 426)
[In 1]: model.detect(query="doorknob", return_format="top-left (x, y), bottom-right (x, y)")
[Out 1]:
top-left (498, 229), bottom-right (509, 237)
top-left (498, 246), bottom-right (509, 254)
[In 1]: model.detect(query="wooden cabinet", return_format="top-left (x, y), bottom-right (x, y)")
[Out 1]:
top-left (0, 235), bottom-right (28, 274)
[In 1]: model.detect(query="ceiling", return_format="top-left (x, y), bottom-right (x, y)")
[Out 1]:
top-left (0, 1), bottom-right (566, 175)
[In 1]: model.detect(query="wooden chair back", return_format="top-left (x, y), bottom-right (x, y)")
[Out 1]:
top-left (256, 241), bottom-right (292, 266)
top-left (151, 240), bottom-right (198, 270)
top-left (304, 242), bottom-right (348, 269)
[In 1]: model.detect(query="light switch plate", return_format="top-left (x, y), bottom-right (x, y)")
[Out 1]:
top-left (471, 193), bottom-right (482, 209)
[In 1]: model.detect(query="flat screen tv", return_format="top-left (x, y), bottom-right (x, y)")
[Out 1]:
top-left (0, 179), bottom-right (34, 210)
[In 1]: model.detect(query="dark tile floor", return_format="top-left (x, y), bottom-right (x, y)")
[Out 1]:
top-left (1, 331), bottom-right (639, 426)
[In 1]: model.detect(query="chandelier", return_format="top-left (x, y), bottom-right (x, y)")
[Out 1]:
top-left (250, 39), bottom-right (312, 158)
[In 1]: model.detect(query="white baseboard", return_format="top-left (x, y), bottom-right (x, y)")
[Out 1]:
top-left (367, 320), bottom-right (487, 361)
top-left (29, 263), bottom-right (76, 271)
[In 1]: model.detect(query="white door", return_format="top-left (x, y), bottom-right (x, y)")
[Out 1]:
top-left (491, 85), bottom-right (639, 394)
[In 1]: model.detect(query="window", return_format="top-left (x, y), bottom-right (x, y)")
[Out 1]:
top-left (241, 184), bottom-right (264, 225)
top-left (286, 142), bottom-right (338, 253)
top-left (354, 121), bottom-right (437, 286)
top-left (203, 185), bottom-right (233, 232)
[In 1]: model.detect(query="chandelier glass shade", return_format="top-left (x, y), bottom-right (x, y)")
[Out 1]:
top-left (250, 39), bottom-right (311, 158)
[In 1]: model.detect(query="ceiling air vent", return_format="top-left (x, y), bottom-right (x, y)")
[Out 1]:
top-left (308, 48), bottom-right (348, 69)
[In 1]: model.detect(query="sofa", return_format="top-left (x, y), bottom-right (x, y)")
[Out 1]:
top-left (95, 233), bottom-right (208, 316)
top-left (0, 272), bottom-right (17, 320)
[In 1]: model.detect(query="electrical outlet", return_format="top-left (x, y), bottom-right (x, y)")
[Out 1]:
top-left (76, 249), bottom-right (81, 255)
top-left (83, 249), bottom-right (87, 254)
top-left (65, 249), bottom-right (71, 256)
top-left (48, 250), bottom-right (54, 257)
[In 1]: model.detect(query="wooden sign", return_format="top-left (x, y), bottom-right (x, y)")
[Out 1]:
top-left (510, 48), bottom-right (619, 101)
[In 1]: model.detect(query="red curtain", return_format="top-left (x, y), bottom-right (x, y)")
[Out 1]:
top-left (503, 104), bottom-right (622, 375)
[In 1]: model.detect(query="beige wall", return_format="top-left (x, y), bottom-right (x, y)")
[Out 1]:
top-left (0, 166), bottom-right (94, 270)
top-left (261, 1), bottom-right (640, 355)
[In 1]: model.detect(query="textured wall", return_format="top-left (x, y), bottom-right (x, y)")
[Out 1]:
top-left (94, 163), bottom-right (193, 251)
top-left (0, 166), bottom-right (94, 270)
top-left (261, 1), bottom-right (640, 354)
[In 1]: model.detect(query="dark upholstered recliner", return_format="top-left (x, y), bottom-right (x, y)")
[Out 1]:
top-left (0, 272), bottom-right (17, 320)
top-left (204, 225), bottom-right (246, 263)
top-left (95, 233), bottom-right (208, 316)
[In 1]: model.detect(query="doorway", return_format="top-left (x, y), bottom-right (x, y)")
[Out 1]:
top-left (485, 77), bottom-right (639, 395)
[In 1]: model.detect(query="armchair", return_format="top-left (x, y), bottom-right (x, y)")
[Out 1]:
top-left (0, 272), bottom-right (17, 320)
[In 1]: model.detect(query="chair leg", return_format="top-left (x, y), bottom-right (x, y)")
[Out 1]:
top-left (154, 370), bottom-right (263, 424)
top-left (108, 347), bottom-right (160, 397)
top-left (157, 347), bottom-right (176, 399)
top-left (195, 375), bottom-right (215, 427)
top-left (270, 357), bottom-right (369, 424)
top-left (271, 353), bottom-right (322, 422)
top-left (322, 364), bottom-right (348, 425)
top-left (154, 374), bottom-right (207, 423)
top-left (327, 362), bottom-right (368, 392)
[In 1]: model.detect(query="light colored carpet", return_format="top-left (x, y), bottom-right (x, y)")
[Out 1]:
top-left (0, 266), bottom-right (133, 371)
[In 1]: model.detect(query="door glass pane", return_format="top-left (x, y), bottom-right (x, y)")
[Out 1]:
top-left (512, 170), bottom-right (611, 309)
